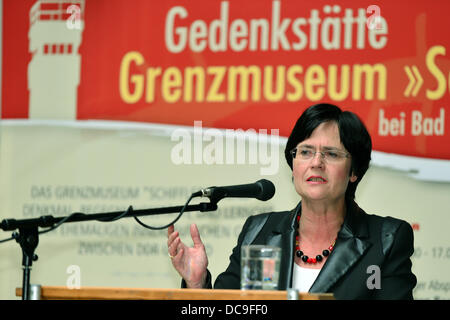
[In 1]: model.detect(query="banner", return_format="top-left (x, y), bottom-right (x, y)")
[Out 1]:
top-left (1, 0), bottom-right (450, 181)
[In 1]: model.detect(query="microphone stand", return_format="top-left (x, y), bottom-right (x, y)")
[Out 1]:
top-left (0, 201), bottom-right (218, 300)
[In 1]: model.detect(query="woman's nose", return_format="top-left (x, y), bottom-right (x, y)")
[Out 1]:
top-left (310, 151), bottom-right (325, 167)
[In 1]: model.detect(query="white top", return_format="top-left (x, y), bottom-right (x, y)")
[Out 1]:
top-left (291, 263), bottom-right (321, 292)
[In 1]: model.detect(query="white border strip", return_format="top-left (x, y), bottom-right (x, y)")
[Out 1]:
top-left (1, 119), bottom-right (450, 182)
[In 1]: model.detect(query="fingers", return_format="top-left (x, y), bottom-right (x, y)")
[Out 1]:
top-left (167, 224), bottom-right (204, 258)
top-left (167, 224), bottom-right (174, 237)
top-left (168, 235), bottom-right (180, 256)
top-left (167, 225), bottom-right (180, 257)
top-left (167, 229), bottom-right (177, 246)
top-left (190, 223), bottom-right (204, 247)
top-left (174, 247), bottom-right (184, 260)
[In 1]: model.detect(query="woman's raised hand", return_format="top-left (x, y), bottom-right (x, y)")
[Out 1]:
top-left (167, 223), bottom-right (208, 288)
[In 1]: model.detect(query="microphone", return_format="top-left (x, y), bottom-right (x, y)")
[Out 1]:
top-left (194, 179), bottom-right (275, 203)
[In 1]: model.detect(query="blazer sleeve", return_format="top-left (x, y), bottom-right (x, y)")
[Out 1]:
top-left (213, 212), bottom-right (272, 289)
top-left (212, 216), bottom-right (254, 289)
top-left (375, 220), bottom-right (417, 299)
top-left (181, 270), bottom-right (213, 289)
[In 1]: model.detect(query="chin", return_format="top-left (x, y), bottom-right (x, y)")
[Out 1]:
top-left (306, 195), bottom-right (329, 202)
top-left (296, 190), bottom-right (328, 201)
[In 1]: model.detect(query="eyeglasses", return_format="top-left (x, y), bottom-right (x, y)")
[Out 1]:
top-left (290, 147), bottom-right (350, 162)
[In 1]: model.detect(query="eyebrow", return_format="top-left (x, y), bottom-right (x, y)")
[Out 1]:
top-left (298, 144), bottom-right (343, 151)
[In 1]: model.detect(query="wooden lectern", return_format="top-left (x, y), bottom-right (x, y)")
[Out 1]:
top-left (16, 286), bottom-right (334, 300)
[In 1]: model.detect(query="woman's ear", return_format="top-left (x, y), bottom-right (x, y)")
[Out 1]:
top-left (350, 173), bottom-right (358, 183)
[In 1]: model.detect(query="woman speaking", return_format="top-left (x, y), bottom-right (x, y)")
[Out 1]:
top-left (167, 103), bottom-right (417, 299)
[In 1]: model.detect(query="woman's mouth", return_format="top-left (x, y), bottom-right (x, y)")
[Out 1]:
top-left (307, 176), bottom-right (327, 183)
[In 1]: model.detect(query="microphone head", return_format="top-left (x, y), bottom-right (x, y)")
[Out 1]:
top-left (256, 179), bottom-right (275, 201)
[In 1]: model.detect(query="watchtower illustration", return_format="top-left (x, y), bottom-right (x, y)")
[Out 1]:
top-left (28, 0), bottom-right (85, 120)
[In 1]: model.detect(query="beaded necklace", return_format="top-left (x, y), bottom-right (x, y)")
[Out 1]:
top-left (295, 214), bottom-right (336, 264)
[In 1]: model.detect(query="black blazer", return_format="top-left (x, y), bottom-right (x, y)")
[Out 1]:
top-left (201, 200), bottom-right (417, 300)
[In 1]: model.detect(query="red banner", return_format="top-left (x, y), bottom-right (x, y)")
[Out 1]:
top-left (2, 0), bottom-right (450, 161)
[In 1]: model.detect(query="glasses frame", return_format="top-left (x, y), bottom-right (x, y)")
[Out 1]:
top-left (290, 147), bottom-right (350, 162)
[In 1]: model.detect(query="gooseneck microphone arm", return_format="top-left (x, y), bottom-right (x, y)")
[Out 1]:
top-left (0, 201), bottom-right (218, 300)
top-left (0, 203), bottom-right (218, 232)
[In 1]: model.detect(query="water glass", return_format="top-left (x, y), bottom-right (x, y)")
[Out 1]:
top-left (241, 245), bottom-right (281, 290)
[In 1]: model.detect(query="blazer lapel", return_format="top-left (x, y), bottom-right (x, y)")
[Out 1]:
top-left (309, 201), bottom-right (372, 294)
top-left (271, 203), bottom-right (300, 290)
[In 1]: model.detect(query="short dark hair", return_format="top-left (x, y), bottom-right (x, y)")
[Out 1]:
top-left (284, 103), bottom-right (372, 200)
